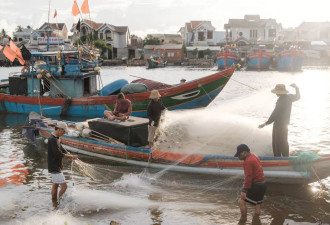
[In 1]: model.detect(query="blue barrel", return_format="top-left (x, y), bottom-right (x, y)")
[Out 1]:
top-left (100, 79), bottom-right (129, 96)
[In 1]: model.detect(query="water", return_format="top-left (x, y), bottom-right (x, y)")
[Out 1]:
top-left (1, 66), bottom-right (330, 224)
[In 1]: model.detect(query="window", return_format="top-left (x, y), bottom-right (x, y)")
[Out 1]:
top-left (167, 52), bottom-right (174, 57)
top-left (100, 33), bottom-right (103, 40)
top-left (250, 29), bottom-right (258, 38)
top-left (198, 32), bottom-right (204, 41)
top-left (207, 31), bottom-right (213, 39)
top-left (105, 30), bottom-right (112, 40)
top-left (269, 29), bottom-right (276, 38)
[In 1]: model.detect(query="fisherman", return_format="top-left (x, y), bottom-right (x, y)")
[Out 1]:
top-left (104, 92), bottom-right (132, 121)
top-left (147, 90), bottom-right (166, 148)
top-left (235, 144), bottom-right (266, 221)
top-left (258, 84), bottom-right (300, 157)
top-left (180, 78), bottom-right (186, 84)
top-left (48, 122), bottom-right (78, 209)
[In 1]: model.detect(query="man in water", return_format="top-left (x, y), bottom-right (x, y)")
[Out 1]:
top-left (147, 90), bottom-right (166, 148)
top-left (104, 92), bottom-right (132, 121)
top-left (235, 144), bottom-right (266, 221)
top-left (258, 83), bottom-right (300, 156)
top-left (48, 122), bottom-right (78, 208)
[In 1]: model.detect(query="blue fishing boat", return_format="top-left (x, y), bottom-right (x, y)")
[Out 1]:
top-left (0, 47), bottom-right (235, 117)
top-left (216, 47), bottom-right (238, 70)
top-left (146, 55), bottom-right (167, 69)
top-left (247, 49), bottom-right (271, 70)
top-left (276, 48), bottom-right (305, 71)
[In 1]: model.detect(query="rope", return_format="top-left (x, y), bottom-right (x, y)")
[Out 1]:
top-left (198, 82), bottom-right (216, 106)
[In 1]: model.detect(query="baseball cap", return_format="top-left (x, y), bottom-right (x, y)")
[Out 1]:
top-left (234, 144), bottom-right (250, 157)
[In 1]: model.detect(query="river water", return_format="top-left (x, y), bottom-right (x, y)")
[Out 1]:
top-left (1, 66), bottom-right (330, 225)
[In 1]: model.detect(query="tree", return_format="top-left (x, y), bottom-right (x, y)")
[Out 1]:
top-left (203, 48), bottom-right (212, 57)
top-left (1, 29), bottom-right (7, 37)
top-left (94, 40), bottom-right (112, 56)
top-left (143, 35), bottom-right (160, 46)
top-left (26, 25), bottom-right (32, 29)
top-left (16, 26), bottom-right (23, 32)
top-left (192, 48), bottom-right (198, 58)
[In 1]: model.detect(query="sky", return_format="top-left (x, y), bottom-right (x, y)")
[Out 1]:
top-left (0, 0), bottom-right (329, 38)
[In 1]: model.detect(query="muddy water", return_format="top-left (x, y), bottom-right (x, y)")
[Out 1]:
top-left (1, 66), bottom-right (330, 224)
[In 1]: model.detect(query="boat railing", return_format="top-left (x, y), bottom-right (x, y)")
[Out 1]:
top-left (9, 72), bottom-right (22, 77)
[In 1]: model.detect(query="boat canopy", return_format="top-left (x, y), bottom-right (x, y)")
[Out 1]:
top-left (30, 51), bottom-right (79, 57)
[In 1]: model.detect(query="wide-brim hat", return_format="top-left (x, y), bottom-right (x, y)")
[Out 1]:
top-left (149, 90), bottom-right (161, 99)
top-left (271, 84), bottom-right (289, 95)
top-left (234, 144), bottom-right (250, 157)
top-left (56, 121), bottom-right (68, 132)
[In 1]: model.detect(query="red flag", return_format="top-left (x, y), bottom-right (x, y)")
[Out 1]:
top-left (3, 46), bottom-right (17, 62)
top-left (152, 45), bottom-right (156, 51)
top-left (10, 40), bottom-right (25, 65)
top-left (53, 9), bottom-right (57, 18)
top-left (81, 0), bottom-right (90, 14)
top-left (72, 0), bottom-right (80, 16)
top-left (0, 46), bottom-right (2, 51)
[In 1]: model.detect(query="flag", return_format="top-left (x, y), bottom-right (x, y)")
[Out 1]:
top-left (0, 46), bottom-right (2, 52)
top-left (76, 19), bottom-right (81, 32)
top-left (53, 9), bottom-right (57, 18)
top-left (20, 44), bottom-right (32, 60)
top-left (72, 0), bottom-right (80, 16)
top-left (3, 46), bottom-right (17, 62)
top-left (10, 40), bottom-right (25, 65)
top-left (81, 0), bottom-right (89, 14)
top-left (152, 45), bottom-right (156, 51)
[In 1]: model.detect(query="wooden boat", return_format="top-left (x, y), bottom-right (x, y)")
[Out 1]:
top-left (31, 116), bottom-right (330, 185)
top-left (247, 49), bottom-right (271, 70)
top-left (146, 56), bottom-right (167, 69)
top-left (276, 48), bottom-right (305, 71)
top-left (216, 47), bottom-right (238, 70)
top-left (0, 50), bottom-right (235, 117)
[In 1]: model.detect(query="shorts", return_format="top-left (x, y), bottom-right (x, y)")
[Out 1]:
top-left (148, 125), bottom-right (157, 142)
top-left (245, 181), bottom-right (266, 205)
top-left (50, 172), bottom-right (66, 184)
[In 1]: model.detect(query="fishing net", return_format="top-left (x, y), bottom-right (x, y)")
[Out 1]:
top-left (289, 150), bottom-right (321, 173)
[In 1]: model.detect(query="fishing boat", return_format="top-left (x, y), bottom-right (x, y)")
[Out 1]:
top-left (0, 49), bottom-right (235, 117)
top-left (26, 116), bottom-right (330, 185)
top-left (216, 47), bottom-right (238, 70)
top-left (276, 47), bottom-right (305, 71)
top-left (247, 48), bottom-right (272, 70)
top-left (146, 55), bottom-right (167, 69)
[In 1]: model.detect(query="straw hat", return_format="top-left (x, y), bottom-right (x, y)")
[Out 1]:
top-left (56, 122), bottom-right (68, 132)
top-left (149, 90), bottom-right (161, 99)
top-left (271, 84), bottom-right (289, 95)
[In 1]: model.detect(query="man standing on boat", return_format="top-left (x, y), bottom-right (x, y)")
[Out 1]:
top-left (258, 84), bottom-right (300, 157)
top-left (147, 90), bottom-right (166, 148)
top-left (235, 144), bottom-right (266, 221)
top-left (48, 122), bottom-right (78, 208)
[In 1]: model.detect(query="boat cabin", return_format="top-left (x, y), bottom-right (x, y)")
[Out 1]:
top-left (8, 51), bottom-right (99, 98)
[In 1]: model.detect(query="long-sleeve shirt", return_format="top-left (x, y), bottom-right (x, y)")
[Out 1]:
top-left (147, 99), bottom-right (165, 127)
top-left (242, 154), bottom-right (265, 192)
top-left (48, 134), bottom-right (68, 173)
top-left (266, 90), bottom-right (300, 127)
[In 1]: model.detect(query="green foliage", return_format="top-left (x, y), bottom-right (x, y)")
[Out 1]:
top-left (16, 26), bottom-right (23, 32)
top-left (94, 40), bottom-right (112, 55)
top-left (143, 35), bottom-right (160, 46)
top-left (192, 48), bottom-right (198, 56)
top-left (203, 48), bottom-right (212, 56)
top-left (183, 45), bottom-right (187, 54)
top-left (79, 33), bottom-right (98, 44)
top-left (1, 29), bottom-right (7, 36)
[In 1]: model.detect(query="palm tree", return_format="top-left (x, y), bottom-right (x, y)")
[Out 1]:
top-left (26, 25), bottom-right (32, 29)
top-left (16, 25), bottom-right (23, 32)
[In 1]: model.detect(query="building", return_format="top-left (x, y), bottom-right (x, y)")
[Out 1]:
top-left (296, 22), bottom-right (330, 43)
top-left (224, 15), bottom-right (282, 44)
top-left (13, 28), bottom-right (34, 42)
top-left (38, 23), bottom-right (68, 41)
top-left (71, 19), bottom-right (131, 59)
top-left (148, 34), bottom-right (183, 45)
top-left (182, 21), bottom-right (216, 46)
top-left (144, 44), bottom-right (184, 63)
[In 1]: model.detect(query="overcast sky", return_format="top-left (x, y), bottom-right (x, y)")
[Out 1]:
top-left (0, 0), bottom-right (329, 38)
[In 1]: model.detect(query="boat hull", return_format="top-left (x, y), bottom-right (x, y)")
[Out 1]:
top-left (247, 52), bottom-right (271, 70)
top-left (216, 52), bottom-right (238, 70)
top-left (39, 128), bottom-right (330, 184)
top-left (277, 49), bottom-right (305, 71)
top-left (0, 67), bottom-right (235, 117)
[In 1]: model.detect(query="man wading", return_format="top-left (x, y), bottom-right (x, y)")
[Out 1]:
top-left (48, 122), bottom-right (78, 208)
top-left (259, 83), bottom-right (300, 157)
top-left (235, 144), bottom-right (266, 221)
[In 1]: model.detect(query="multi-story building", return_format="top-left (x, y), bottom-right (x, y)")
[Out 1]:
top-left (181, 21), bottom-right (216, 46)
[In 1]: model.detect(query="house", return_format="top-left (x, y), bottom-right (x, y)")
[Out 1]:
top-left (182, 21), bottom-right (216, 46)
top-left (144, 44), bottom-right (184, 63)
top-left (224, 15), bottom-right (282, 44)
top-left (38, 23), bottom-right (68, 41)
top-left (148, 34), bottom-right (183, 45)
top-left (13, 28), bottom-right (34, 42)
top-left (296, 22), bottom-right (330, 42)
top-left (71, 19), bottom-right (131, 59)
